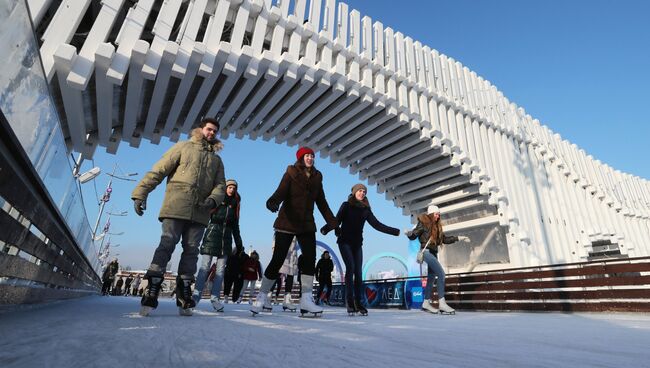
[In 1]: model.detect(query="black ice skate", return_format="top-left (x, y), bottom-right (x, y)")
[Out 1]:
top-left (346, 298), bottom-right (357, 316)
top-left (175, 276), bottom-right (196, 316)
top-left (139, 275), bottom-right (163, 316)
top-left (354, 299), bottom-right (368, 316)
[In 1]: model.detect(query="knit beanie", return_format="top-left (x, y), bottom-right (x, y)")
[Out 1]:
top-left (427, 204), bottom-right (440, 214)
top-left (296, 146), bottom-right (315, 161)
top-left (226, 179), bottom-right (238, 188)
top-left (351, 183), bottom-right (367, 195)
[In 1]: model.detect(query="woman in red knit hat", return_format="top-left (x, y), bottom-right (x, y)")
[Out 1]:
top-left (251, 147), bottom-right (338, 317)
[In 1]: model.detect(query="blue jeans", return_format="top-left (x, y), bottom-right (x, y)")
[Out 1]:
top-left (193, 255), bottom-right (227, 303)
top-left (338, 243), bottom-right (363, 302)
top-left (422, 250), bottom-right (445, 300)
top-left (146, 219), bottom-right (205, 277)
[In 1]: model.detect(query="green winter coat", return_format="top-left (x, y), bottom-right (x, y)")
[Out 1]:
top-left (131, 128), bottom-right (226, 226)
top-left (200, 194), bottom-right (243, 257)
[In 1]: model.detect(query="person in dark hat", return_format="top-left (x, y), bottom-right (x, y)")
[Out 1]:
top-left (192, 178), bottom-right (243, 312)
top-left (251, 147), bottom-right (338, 317)
top-left (315, 251), bottom-right (334, 305)
top-left (321, 183), bottom-right (400, 315)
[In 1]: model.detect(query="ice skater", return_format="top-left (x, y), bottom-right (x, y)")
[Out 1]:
top-left (321, 183), bottom-right (400, 315)
top-left (405, 205), bottom-right (468, 314)
top-left (251, 147), bottom-right (338, 317)
top-left (131, 117), bottom-right (226, 316)
top-left (192, 179), bottom-right (243, 312)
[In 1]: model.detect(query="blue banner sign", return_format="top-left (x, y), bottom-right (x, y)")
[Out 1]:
top-left (327, 280), bottom-right (406, 308)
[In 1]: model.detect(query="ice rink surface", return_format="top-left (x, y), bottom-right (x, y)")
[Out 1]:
top-left (1, 296), bottom-right (649, 367)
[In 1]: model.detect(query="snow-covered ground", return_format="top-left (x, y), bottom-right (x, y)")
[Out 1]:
top-left (1, 296), bottom-right (649, 368)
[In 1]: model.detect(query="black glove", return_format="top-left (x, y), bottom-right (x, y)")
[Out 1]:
top-left (320, 225), bottom-right (329, 236)
top-left (133, 199), bottom-right (146, 216)
top-left (266, 198), bottom-right (280, 213)
top-left (199, 198), bottom-right (216, 211)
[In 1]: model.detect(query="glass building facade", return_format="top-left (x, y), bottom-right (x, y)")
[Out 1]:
top-left (0, 1), bottom-right (100, 275)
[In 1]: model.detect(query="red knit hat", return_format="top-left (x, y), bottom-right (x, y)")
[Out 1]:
top-left (296, 146), bottom-right (315, 161)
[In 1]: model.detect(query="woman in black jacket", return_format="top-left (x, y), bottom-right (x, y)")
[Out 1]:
top-left (192, 179), bottom-right (243, 312)
top-left (321, 183), bottom-right (400, 315)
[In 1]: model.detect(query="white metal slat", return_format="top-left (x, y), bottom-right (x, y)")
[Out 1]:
top-left (121, 40), bottom-right (150, 146)
top-left (172, 0), bottom-right (209, 77)
top-left (142, 0), bottom-right (183, 80)
top-left (200, 0), bottom-right (233, 76)
top-left (27, 0), bottom-right (54, 26)
top-left (53, 44), bottom-right (87, 155)
top-left (181, 42), bottom-right (233, 132)
top-left (94, 43), bottom-right (116, 148)
top-left (106, 0), bottom-right (155, 85)
top-left (143, 41), bottom-right (179, 143)
top-left (164, 43), bottom-right (206, 136)
top-left (67, 0), bottom-right (125, 90)
top-left (40, 0), bottom-right (92, 81)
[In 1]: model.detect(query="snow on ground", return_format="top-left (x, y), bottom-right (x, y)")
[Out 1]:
top-left (1, 296), bottom-right (649, 368)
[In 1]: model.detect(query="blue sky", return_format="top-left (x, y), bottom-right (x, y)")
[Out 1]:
top-left (79, 0), bottom-right (650, 273)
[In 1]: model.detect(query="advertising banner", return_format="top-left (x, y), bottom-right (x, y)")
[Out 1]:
top-left (327, 280), bottom-right (406, 308)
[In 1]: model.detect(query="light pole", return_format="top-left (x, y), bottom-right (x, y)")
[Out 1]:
top-left (96, 210), bottom-right (127, 265)
top-left (91, 164), bottom-right (137, 239)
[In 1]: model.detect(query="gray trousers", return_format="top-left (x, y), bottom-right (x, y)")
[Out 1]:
top-left (146, 218), bottom-right (205, 277)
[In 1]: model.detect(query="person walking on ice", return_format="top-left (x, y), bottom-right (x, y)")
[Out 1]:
top-left (131, 117), bottom-right (226, 316)
top-left (320, 183), bottom-right (400, 316)
top-left (192, 179), bottom-right (244, 312)
top-left (251, 147), bottom-right (338, 317)
top-left (405, 205), bottom-right (469, 315)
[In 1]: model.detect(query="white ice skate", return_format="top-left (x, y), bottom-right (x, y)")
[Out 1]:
top-left (178, 307), bottom-right (193, 316)
top-left (262, 292), bottom-right (273, 312)
top-left (139, 306), bottom-right (154, 317)
top-left (282, 294), bottom-right (296, 312)
top-left (438, 297), bottom-right (456, 315)
top-left (421, 300), bottom-right (439, 314)
top-left (210, 297), bottom-right (224, 312)
top-left (250, 291), bottom-right (268, 316)
top-left (298, 275), bottom-right (323, 318)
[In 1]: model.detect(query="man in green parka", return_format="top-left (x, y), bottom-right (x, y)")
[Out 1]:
top-left (132, 118), bottom-right (226, 316)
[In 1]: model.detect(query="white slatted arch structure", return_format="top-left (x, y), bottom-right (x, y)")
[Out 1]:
top-left (28, 0), bottom-right (650, 271)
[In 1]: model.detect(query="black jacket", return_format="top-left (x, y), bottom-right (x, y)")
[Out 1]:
top-left (200, 194), bottom-right (243, 256)
top-left (406, 214), bottom-right (458, 257)
top-left (321, 198), bottom-right (399, 247)
top-left (315, 258), bottom-right (334, 281)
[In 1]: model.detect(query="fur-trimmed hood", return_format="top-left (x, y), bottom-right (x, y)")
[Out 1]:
top-left (191, 127), bottom-right (224, 152)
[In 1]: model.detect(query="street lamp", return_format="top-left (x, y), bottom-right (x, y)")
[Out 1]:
top-left (91, 164), bottom-right (138, 239)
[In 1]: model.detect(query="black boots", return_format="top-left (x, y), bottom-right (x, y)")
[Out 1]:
top-left (139, 274), bottom-right (164, 316)
top-left (346, 297), bottom-right (357, 315)
top-left (354, 298), bottom-right (368, 316)
top-left (176, 275), bottom-right (196, 310)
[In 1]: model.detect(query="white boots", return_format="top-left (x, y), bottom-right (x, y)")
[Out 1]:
top-left (250, 276), bottom-right (275, 315)
top-left (282, 293), bottom-right (296, 311)
top-left (210, 297), bottom-right (224, 312)
top-left (422, 298), bottom-right (456, 314)
top-left (421, 299), bottom-right (439, 314)
top-left (299, 275), bottom-right (323, 316)
top-left (438, 297), bottom-right (456, 314)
